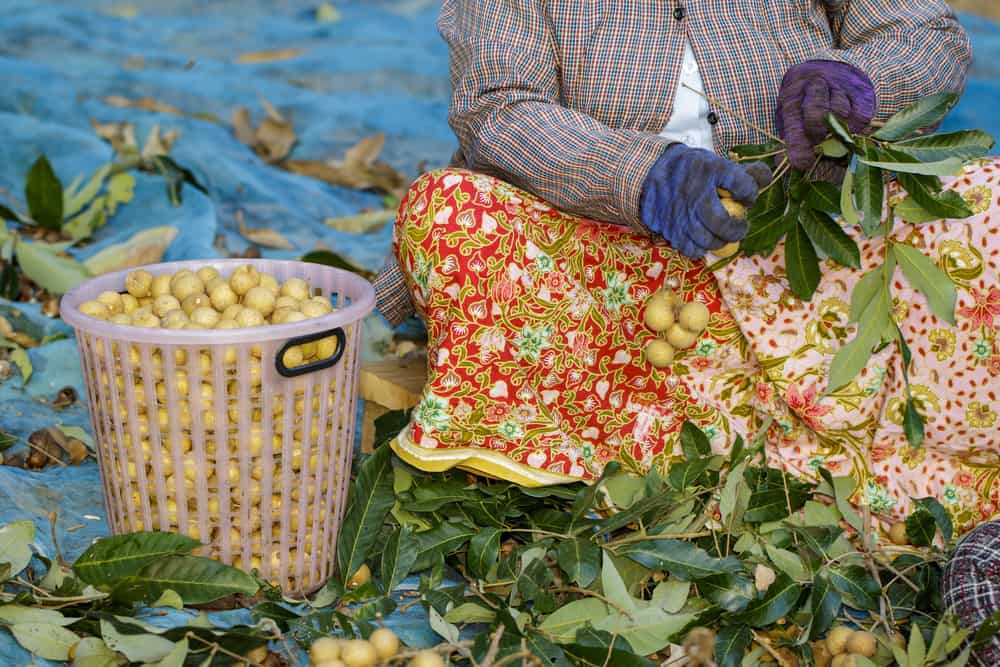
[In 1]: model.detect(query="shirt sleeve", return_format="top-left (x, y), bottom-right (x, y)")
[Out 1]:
top-left (438, 0), bottom-right (673, 227)
top-left (818, 0), bottom-right (971, 121)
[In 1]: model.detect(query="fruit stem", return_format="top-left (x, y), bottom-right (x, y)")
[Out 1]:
top-left (681, 83), bottom-right (786, 145)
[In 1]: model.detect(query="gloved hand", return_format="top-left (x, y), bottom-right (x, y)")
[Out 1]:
top-left (639, 144), bottom-right (771, 258)
top-left (776, 60), bottom-right (877, 170)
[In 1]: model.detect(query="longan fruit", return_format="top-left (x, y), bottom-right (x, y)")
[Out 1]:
top-left (270, 307), bottom-right (295, 324)
top-left (191, 306), bottom-right (221, 328)
top-left (275, 295), bottom-right (300, 311)
top-left (300, 340), bottom-right (318, 358)
top-left (138, 297), bottom-right (154, 308)
top-left (812, 641), bottom-right (833, 667)
top-left (243, 286), bottom-right (276, 317)
top-left (163, 309), bottom-right (190, 330)
top-left (317, 336), bottom-right (339, 359)
top-left (221, 304), bottom-right (244, 321)
top-left (230, 265), bottom-right (260, 296)
top-left (153, 295), bottom-right (182, 318)
top-left (181, 292), bottom-right (211, 316)
top-left (204, 284), bottom-right (235, 312)
top-left (280, 278), bottom-right (311, 302)
top-left (368, 628), bottom-right (399, 659)
top-left (410, 650), bottom-right (445, 667)
top-left (109, 313), bottom-right (132, 325)
top-left (216, 319), bottom-right (239, 330)
top-left (645, 339), bottom-right (675, 368)
top-left (666, 324), bottom-right (698, 349)
top-left (131, 308), bottom-right (161, 328)
top-left (715, 242), bottom-right (741, 259)
top-left (283, 311), bottom-right (307, 324)
top-left (121, 293), bottom-right (139, 314)
top-left (172, 274), bottom-right (205, 302)
top-left (236, 308), bottom-right (266, 328)
top-left (80, 300), bottom-right (110, 320)
top-left (643, 301), bottom-right (675, 332)
top-left (151, 273), bottom-right (173, 298)
top-left (717, 188), bottom-right (747, 219)
top-left (826, 626), bottom-right (853, 656)
top-left (282, 346), bottom-right (305, 368)
top-left (339, 641), bottom-right (376, 667)
top-left (678, 302), bottom-right (710, 333)
top-left (301, 301), bottom-right (330, 319)
top-left (258, 273), bottom-right (279, 294)
top-left (649, 288), bottom-right (682, 308)
top-left (196, 266), bottom-right (219, 284)
top-left (97, 290), bottom-right (124, 314)
top-left (831, 655), bottom-right (857, 667)
top-left (125, 269), bottom-right (153, 298)
top-left (845, 631), bottom-right (877, 658)
top-left (347, 563), bottom-right (371, 589)
top-left (889, 522), bottom-right (909, 545)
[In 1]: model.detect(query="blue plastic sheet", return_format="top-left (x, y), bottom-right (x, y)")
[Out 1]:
top-left (0, 2), bottom-right (997, 664)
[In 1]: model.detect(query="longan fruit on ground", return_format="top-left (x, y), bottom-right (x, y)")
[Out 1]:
top-left (666, 324), bottom-right (698, 349)
top-left (126, 269), bottom-right (153, 298)
top-left (196, 266), bottom-right (219, 283)
top-left (678, 302), bottom-right (710, 333)
top-left (845, 631), bottom-right (877, 657)
top-left (645, 339), bottom-right (675, 368)
top-left (153, 295), bottom-right (182, 318)
top-left (281, 277), bottom-right (311, 302)
top-left (826, 626), bottom-right (853, 656)
top-left (643, 300), bottom-right (675, 332)
top-left (244, 286), bottom-right (276, 317)
top-left (151, 273), bottom-right (173, 298)
top-left (347, 563), bottom-right (371, 589)
top-left (80, 300), bottom-right (110, 320)
top-left (368, 628), bottom-right (399, 659)
top-left (309, 637), bottom-right (341, 663)
top-left (410, 650), bottom-right (445, 667)
top-left (889, 522), bottom-right (909, 545)
top-left (97, 290), bottom-right (124, 314)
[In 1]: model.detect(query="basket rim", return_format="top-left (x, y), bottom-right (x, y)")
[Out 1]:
top-left (60, 258), bottom-right (376, 345)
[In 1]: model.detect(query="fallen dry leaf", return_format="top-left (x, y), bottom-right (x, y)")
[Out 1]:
top-left (344, 133), bottom-right (385, 167)
top-left (231, 107), bottom-right (257, 146)
top-left (103, 95), bottom-right (184, 116)
top-left (91, 119), bottom-right (138, 154)
top-left (237, 211), bottom-right (295, 250)
top-left (230, 100), bottom-right (297, 163)
top-left (323, 209), bottom-right (394, 234)
top-left (236, 48), bottom-right (304, 64)
top-left (284, 133), bottom-right (407, 196)
top-left (83, 226), bottom-right (178, 275)
top-left (141, 124), bottom-right (181, 160)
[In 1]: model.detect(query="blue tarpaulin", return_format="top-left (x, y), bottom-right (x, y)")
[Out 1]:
top-left (0, 1), bottom-right (997, 664)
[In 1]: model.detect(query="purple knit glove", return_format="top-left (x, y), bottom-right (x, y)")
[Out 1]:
top-left (776, 60), bottom-right (877, 170)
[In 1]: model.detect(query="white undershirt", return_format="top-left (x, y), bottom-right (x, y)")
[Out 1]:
top-left (658, 41), bottom-right (714, 150)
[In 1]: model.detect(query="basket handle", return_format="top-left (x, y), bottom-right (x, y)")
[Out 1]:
top-left (275, 327), bottom-right (346, 378)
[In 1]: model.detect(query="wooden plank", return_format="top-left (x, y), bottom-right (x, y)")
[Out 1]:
top-left (359, 356), bottom-right (427, 410)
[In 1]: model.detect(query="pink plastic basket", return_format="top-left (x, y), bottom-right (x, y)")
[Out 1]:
top-left (61, 259), bottom-right (375, 595)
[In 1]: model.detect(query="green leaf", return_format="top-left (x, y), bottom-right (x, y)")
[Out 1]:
top-left (111, 555), bottom-right (258, 605)
top-left (0, 605), bottom-right (77, 626)
top-left (764, 545), bottom-right (809, 581)
top-left (105, 172), bottom-right (135, 215)
top-left (442, 602), bottom-right (495, 625)
top-left (73, 531), bottom-right (200, 586)
top-left (742, 191), bottom-right (791, 256)
top-left (893, 130), bottom-right (995, 162)
top-left (699, 572), bottom-right (755, 612)
top-left (744, 486), bottom-right (809, 523)
top-left (858, 157), bottom-right (965, 177)
top-left (374, 409), bottom-right (410, 447)
top-left (730, 141), bottom-right (783, 161)
top-left (679, 421), bottom-right (712, 460)
top-left (652, 578), bottom-right (690, 613)
top-left (840, 167), bottom-right (861, 226)
top-left (800, 208), bottom-right (860, 269)
top-left (15, 239), bottom-right (92, 295)
top-left (10, 623), bottom-right (80, 661)
top-left (667, 458), bottom-right (711, 491)
top-left (0, 203), bottom-right (21, 222)
top-left (524, 630), bottom-right (574, 667)
top-left (64, 164), bottom-right (111, 219)
top-left (825, 113), bottom-right (856, 146)
top-left (596, 492), bottom-right (675, 536)
top-left (151, 589), bottom-right (184, 609)
top-left (144, 638), bottom-right (187, 667)
top-left (904, 396), bottom-right (925, 448)
top-left (25, 156), bottom-right (65, 230)
top-left (827, 291), bottom-right (888, 392)
top-left (538, 599), bottom-right (609, 642)
top-left (557, 538), bottom-right (601, 588)
top-left (592, 607), bottom-right (696, 656)
top-left (914, 497), bottom-right (953, 543)
top-left (785, 220), bottom-right (821, 301)
top-left (56, 425), bottom-right (95, 451)
top-left (720, 460), bottom-right (751, 534)
top-left (600, 552), bottom-right (636, 613)
top-left (0, 520), bottom-right (36, 577)
top-left (64, 197), bottom-right (106, 242)
top-left (874, 92), bottom-right (959, 141)
top-left (905, 508), bottom-right (937, 547)
top-left (808, 574), bottom-right (842, 639)
top-left (897, 172), bottom-right (973, 219)
top-left (819, 138), bottom-right (850, 158)
top-left (70, 637), bottom-right (125, 667)
top-left (715, 625), bottom-right (752, 667)
top-left (805, 181), bottom-right (843, 215)
top-left (564, 628), bottom-right (655, 667)
top-left (615, 538), bottom-right (743, 581)
top-left (336, 444), bottom-right (395, 584)
top-left (569, 462), bottom-right (619, 530)
top-left (411, 520), bottom-right (477, 572)
top-left (9, 347), bottom-right (31, 384)
top-left (151, 156), bottom-right (206, 207)
top-left (467, 527), bottom-right (500, 580)
top-left (909, 622), bottom-right (927, 667)
top-left (380, 525), bottom-right (418, 593)
top-left (736, 573), bottom-right (801, 627)
top-left (894, 196), bottom-right (940, 224)
top-left (854, 158), bottom-right (885, 237)
top-left (300, 250), bottom-right (371, 279)
top-left (99, 619), bottom-right (176, 663)
top-left (893, 243), bottom-right (956, 325)
top-left (818, 470), bottom-right (864, 535)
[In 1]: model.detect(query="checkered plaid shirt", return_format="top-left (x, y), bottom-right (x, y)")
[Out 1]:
top-left (374, 0), bottom-right (971, 326)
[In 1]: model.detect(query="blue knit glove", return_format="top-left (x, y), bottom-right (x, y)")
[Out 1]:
top-left (639, 144), bottom-right (771, 257)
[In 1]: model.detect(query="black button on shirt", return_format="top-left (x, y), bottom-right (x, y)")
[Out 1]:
top-left (674, 6), bottom-right (686, 21)
top-left (707, 111), bottom-right (719, 125)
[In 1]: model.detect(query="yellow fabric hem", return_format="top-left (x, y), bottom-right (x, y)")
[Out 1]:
top-left (390, 428), bottom-right (580, 488)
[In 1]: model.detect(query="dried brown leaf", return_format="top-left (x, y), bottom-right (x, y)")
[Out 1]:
top-left (26, 429), bottom-right (64, 469)
top-left (140, 124), bottom-right (180, 160)
top-left (83, 226), bottom-right (178, 275)
top-left (8, 332), bottom-right (37, 349)
top-left (236, 211), bottom-right (295, 250)
top-left (91, 119), bottom-right (138, 154)
top-left (51, 387), bottom-right (78, 409)
top-left (255, 117), bottom-right (296, 163)
top-left (0, 316), bottom-right (13, 338)
top-left (284, 160), bottom-right (373, 189)
top-left (231, 107), bottom-right (257, 146)
top-left (258, 96), bottom-right (287, 124)
top-left (323, 209), bottom-right (394, 234)
top-left (236, 48), bottom-right (304, 64)
top-left (343, 133), bottom-right (385, 167)
top-left (103, 95), bottom-right (184, 116)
